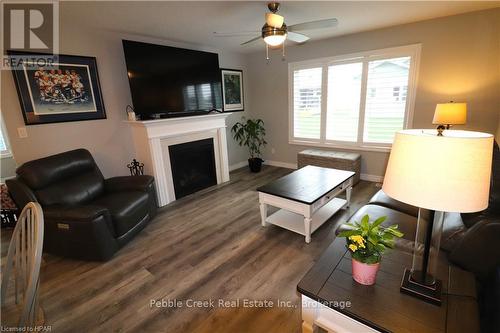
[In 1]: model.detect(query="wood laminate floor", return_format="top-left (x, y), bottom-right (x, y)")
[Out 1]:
top-left (1, 166), bottom-right (378, 333)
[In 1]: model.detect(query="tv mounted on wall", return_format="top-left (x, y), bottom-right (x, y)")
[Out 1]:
top-left (122, 40), bottom-right (223, 119)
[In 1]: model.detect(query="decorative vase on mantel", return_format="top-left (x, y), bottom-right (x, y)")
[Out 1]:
top-left (338, 214), bottom-right (404, 286)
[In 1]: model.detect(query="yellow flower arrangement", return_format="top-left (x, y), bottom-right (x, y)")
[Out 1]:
top-left (339, 214), bottom-right (404, 264)
top-left (349, 235), bottom-right (366, 248)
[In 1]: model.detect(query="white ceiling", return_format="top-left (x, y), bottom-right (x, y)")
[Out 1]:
top-left (61, 1), bottom-right (500, 53)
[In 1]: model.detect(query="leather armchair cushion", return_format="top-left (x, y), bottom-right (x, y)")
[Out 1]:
top-left (44, 204), bottom-right (109, 221)
top-left (43, 204), bottom-right (115, 236)
top-left (91, 191), bottom-right (149, 237)
top-left (5, 178), bottom-right (37, 210)
top-left (368, 190), bottom-right (431, 221)
top-left (35, 169), bottom-right (104, 206)
top-left (16, 149), bottom-right (102, 189)
top-left (105, 175), bottom-right (154, 193)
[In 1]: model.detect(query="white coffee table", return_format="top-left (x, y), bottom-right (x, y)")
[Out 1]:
top-left (257, 166), bottom-right (354, 243)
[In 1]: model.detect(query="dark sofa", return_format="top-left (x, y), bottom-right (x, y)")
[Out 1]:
top-left (6, 149), bottom-right (158, 261)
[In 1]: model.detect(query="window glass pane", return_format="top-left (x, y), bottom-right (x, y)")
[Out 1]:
top-left (0, 127), bottom-right (7, 152)
top-left (293, 67), bottom-right (322, 139)
top-left (326, 62), bottom-right (362, 142)
top-left (364, 56), bottom-right (410, 143)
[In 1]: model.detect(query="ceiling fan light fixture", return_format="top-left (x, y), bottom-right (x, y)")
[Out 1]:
top-left (262, 23), bottom-right (287, 46)
top-left (265, 13), bottom-right (284, 28)
top-left (264, 34), bottom-right (287, 46)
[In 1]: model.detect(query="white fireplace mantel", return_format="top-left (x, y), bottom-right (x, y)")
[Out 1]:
top-left (126, 113), bottom-right (232, 206)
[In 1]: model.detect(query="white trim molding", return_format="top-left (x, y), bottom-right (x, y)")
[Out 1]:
top-left (264, 160), bottom-right (298, 170)
top-left (360, 173), bottom-right (384, 183)
top-left (229, 161), bottom-right (247, 171)
top-left (126, 113), bottom-right (232, 206)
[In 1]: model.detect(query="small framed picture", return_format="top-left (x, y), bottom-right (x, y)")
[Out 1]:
top-left (7, 51), bottom-right (106, 125)
top-left (221, 69), bottom-right (244, 112)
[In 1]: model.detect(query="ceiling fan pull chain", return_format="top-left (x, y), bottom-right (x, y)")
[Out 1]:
top-left (282, 42), bottom-right (286, 60)
top-left (266, 43), bottom-right (270, 61)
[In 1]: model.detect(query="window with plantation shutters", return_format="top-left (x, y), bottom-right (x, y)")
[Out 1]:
top-left (364, 56), bottom-right (411, 144)
top-left (289, 44), bottom-right (420, 151)
top-left (0, 120), bottom-right (11, 157)
top-left (326, 62), bottom-right (362, 142)
top-left (292, 67), bottom-right (322, 139)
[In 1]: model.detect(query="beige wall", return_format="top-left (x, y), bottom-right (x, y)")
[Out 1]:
top-left (497, 117), bottom-right (500, 140)
top-left (245, 8), bottom-right (500, 178)
top-left (1, 21), bottom-right (250, 178)
top-left (0, 156), bottom-right (16, 181)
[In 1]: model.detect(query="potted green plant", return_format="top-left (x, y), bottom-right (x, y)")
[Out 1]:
top-left (338, 214), bottom-right (403, 285)
top-left (231, 117), bottom-right (267, 172)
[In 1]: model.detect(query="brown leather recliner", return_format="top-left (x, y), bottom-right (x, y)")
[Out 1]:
top-left (6, 149), bottom-right (158, 261)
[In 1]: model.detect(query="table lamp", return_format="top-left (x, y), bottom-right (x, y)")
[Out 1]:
top-left (383, 129), bottom-right (493, 305)
top-left (432, 101), bottom-right (467, 135)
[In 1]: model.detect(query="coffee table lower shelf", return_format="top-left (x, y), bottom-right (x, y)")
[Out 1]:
top-left (265, 198), bottom-right (347, 238)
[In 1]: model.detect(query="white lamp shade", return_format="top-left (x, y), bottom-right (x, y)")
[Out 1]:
top-left (382, 130), bottom-right (493, 213)
top-left (432, 102), bottom-right (467, 125)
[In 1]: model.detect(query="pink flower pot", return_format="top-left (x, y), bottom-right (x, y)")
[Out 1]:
top-left (352, 259), bottom-right (380, 285)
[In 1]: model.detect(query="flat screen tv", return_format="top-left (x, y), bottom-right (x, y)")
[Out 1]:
top-left (122, 40), bottom-right (222, 119)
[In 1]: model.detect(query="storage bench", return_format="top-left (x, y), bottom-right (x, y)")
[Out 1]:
top-left (297, 149), bottom-right (361, 185)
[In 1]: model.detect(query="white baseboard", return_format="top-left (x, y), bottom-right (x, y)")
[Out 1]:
top-left (264, 159), bottom-right (384, 183)
top-left (360, 173), bottom-right (384, 183)
top-left (229, 161), bottom-right (248, 171)
top-left (264, 160), bottom-right (298, 169)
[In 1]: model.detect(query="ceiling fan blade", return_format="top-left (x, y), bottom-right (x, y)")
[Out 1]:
top-left (288, 18), bottom-right (338, 32)
top-left (287, 32), bottom-right (310, 44)
top-left (265, 13), bottom-right (284, 28)
top-left (241, 36), bottom-right (261, 46)
top-left (213, 31), bottom-right (259, 37)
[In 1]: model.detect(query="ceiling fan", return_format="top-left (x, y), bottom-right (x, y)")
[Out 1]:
top-left (213, 2), bottom-right (338, 48)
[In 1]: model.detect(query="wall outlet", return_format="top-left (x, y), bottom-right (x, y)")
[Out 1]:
top-left (17, 127), bottom-right (28, 138)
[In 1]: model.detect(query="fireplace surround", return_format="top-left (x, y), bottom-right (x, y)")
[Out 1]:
top-left (127, 113), bottom-right (231, 206)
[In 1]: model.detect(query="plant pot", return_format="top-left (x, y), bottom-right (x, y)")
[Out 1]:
top-left (248, 158), bottom-right (264, 173)
top-left (352, 258), bottom-right (380, 285)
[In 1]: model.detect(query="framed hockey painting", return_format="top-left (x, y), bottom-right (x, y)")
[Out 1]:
top-left (7, 51), bottom-right (106, 125)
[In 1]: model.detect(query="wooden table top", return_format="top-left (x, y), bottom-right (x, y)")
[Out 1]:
top-left (256, 165), bottom-right (354, 205)
top-left (297, 239), bottom-right (480, 333)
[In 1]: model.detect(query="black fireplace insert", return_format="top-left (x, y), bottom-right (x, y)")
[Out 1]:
top-left (168, 138), bottom-right (217, 199)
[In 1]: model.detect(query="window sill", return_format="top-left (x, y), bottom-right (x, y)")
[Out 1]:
top-left (1, 152), bottom-right (13, 159)
top-left (289, 140), bottom-right (391, 153)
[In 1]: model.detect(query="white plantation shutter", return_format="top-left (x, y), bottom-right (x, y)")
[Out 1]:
top-left (293, 67), bottom-right (322, 139)
top-left (326, 62), bottom-right (363, 142)
top-left (289, 45), bottom-right (419, 148)
top-left (363, 57), bottom-right (411, 143)
top-left (0, 122), bottom-right (9, 155)
top-left (0, 133), bottom-right (6, 152)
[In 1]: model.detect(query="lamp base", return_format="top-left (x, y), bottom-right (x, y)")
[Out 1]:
top-left (400, 269), bottom-right (442, 306)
